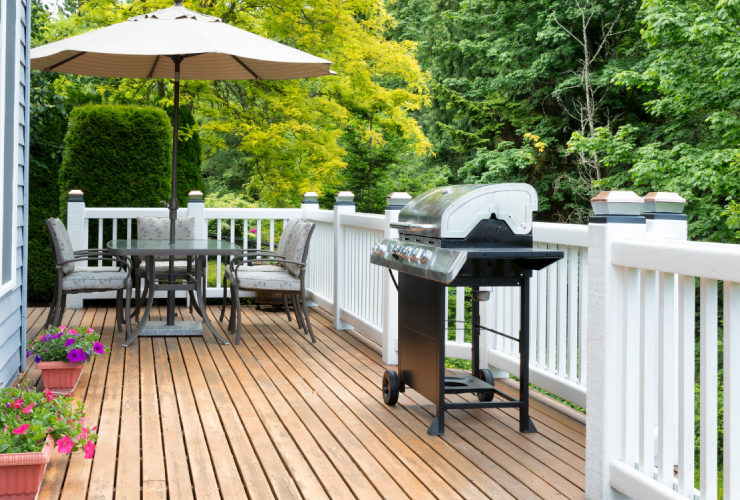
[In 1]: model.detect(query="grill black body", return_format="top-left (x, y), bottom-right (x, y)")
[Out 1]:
top-left (372, 184), bottom-right (563, 436)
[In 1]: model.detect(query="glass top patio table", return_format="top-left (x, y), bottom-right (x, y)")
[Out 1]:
top-left (106, 239), bottom-right (242, 256)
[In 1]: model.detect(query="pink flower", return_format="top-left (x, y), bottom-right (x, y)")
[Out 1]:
top-left (11, 398), bottom-right (23, 409)
top-left (250, 228), bottom-right (257, 234)
top-left (58, 326), bottom-right (66, 332)
top-left (86, 328), bottom-right (94, 334)
top-left (68, 328), bottom-right (77, 335)
top-left (21, 403), bottom-right (34, 414)
top-left (57, 436), bottom-right (75, 454)
top-left (44, 389), bottom-right (54, 402)
top-left (79, 427), bottom-right (88, 440)
top-left (83, 441), bottom-right (96, 459)
top-left (12, 424), bottom-right (30, 435)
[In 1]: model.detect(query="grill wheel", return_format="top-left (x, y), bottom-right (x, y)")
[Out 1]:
top-left (382, 370), bottom-right (399, 405)
top-left (477, 368), bottom-right (495, 402)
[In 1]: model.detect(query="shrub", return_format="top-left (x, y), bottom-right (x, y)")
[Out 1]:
top-left (27, 326), bottom-right (109, 364)
top-left (58, 104), bottom-right (172, 221)
top-left (0, 384), bottom-right (98, 456)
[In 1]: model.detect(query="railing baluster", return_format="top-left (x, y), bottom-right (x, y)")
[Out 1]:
top-left (98, 218), bottom-right (103, 250)
top-left (557, 244), bottom-right (567, 376)
top-left (513, 286), bottom-right (520, 359)
top-left (700, 277), bottom-right (718, 499)
top-left (678, 274), bottom-right (695, 497)
top-left (567, 246), bottom-right (578, 381)
top-left (456, 287), bottom-right (464, 343)
top-left (547, 243), bottom-right (557, 372)
top-left (538, 244), bottom-right (547, 369)
top-left (126, 219), bottom-right (132, 240)
top-left (579, 248), bottom-right (588, 385)
top-left (230, 219), bottom-right (235, 243)
top-left (270, 219), bottom-right (275, 252)
top-left (657, 271), bottom-right (675, 487)
top-left (257, 219), bottom-right (262, 256)
top-left (621, 266), bottom-right (640, 465)
top-left (216, 219), bottom-right (222, 289)
top-left (725, 280), bottom-right (740, 499)
top-left (640, 269), bottom-right (656, 475)
top-left (529, 261), bottom-right (538, 365)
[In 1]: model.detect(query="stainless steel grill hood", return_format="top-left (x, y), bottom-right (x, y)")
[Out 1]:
top-left (370, 183), bottom-right (561, 284)
top-left (390, 184), bottom-right (537, 239)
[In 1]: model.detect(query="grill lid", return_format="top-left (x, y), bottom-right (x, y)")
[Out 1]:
top-left (390, 184), bottom-right (537, 239)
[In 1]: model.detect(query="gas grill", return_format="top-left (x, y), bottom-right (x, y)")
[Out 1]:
top-left (370, 184), bottom-right (563, 436)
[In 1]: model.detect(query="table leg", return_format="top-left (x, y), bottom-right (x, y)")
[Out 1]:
top-left (124, 255), bottom-right (156, 347)
top-left (195, 255), bottom-right (229, 345)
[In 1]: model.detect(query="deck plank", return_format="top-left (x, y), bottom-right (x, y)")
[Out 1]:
top-left (23, 305), bottom-right (588, 500)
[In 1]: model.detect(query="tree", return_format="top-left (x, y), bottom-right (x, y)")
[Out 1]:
top-left (38, 0), bottom-right (433, 207)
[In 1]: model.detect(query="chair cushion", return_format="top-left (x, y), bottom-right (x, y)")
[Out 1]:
top-left (140, 260), bottom-right (191, 274)
top-left (47, 218), bottom-right (76, 275)
top-left (226, 268), bottom-right (300, 292)
top-left (76, 265), bottom-right (121, 273)
top-left (237, 263), bottom-right (284, 272)
top-left (62, 270), bottom-right (131, 291)
top-left (283, 220), bottom-right (313, 277)
top-left (137, 216), bottom-right (195, 261)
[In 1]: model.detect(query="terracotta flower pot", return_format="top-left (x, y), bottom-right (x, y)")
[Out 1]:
top-left (0, 434), bottom-right (54, 499)
top-left (37, 361), bottom-right (85, 396)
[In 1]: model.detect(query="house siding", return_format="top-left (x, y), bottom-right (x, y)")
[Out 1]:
top-left (0, 0), bottom-right (31, 387)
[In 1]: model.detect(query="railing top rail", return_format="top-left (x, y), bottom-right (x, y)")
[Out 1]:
top-left (83, 207), bottom-right (187, 218)
top-left (203, 207), bottom-right (302, 218)
top-left (305, 210), bottom-right (334, 223)
top-left (613, 237), bottom-right (740, 281)
top-left (341, 212), bottom-right (385, 231)
top-left (533, 221), bottom-right (588, 247)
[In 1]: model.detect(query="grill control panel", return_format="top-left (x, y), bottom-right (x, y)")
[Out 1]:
top-left (370, 239), bottom-right (467, 284)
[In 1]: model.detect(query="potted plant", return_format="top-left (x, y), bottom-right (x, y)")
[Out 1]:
top-left (27, 326), bottom-right (109, 395)
top-left (0, 384), bottom-right (98, 499)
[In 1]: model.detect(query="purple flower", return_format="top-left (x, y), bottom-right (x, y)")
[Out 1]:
top-left (64, 338), bottom-right (76, 347)
top-left (93, 342), bottom-right (105, 355)
top-left (25, 350), bottom-right (30, 358)
top-left (67, 349), bottom-right (86, 363)
top-left (42, 334), bottom-right (52, 342)
top-left (34, 355), bottom-right (43, 363)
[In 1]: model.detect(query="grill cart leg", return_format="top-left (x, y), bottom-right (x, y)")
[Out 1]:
top-left (428, 413), bottom-right (445, 436)
top-left (519, 277), bottom-right (537, 433)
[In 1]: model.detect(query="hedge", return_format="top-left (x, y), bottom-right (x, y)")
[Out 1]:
top-left (59, 104), bottom-right (173, 220)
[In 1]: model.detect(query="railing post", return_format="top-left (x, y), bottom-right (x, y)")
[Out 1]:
top-left (586, 192), bottom-right (646, 500)
top-left (382, 192), bottom-right (410, 364)
top-left (333, 191), bottom-right (355, 330)
top-left (302, 192), bottom-right (320, 307)
top-left (301, 191), bottom-right (319, 219)
top-left (66, 190), bottom-right (85, 309)
top-left (187, 190), bottom-right (205, 239)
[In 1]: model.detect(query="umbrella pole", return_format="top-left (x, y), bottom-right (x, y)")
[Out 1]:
top-left (166, 57), bottom-right (182, 326)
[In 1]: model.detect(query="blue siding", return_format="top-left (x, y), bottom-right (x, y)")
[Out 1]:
top-left (0, 0), bottom-right (31, 387)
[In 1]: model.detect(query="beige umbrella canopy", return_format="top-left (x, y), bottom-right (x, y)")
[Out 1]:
top-left (31, 0), bottom-right (335, 325)
top-left (31, 2), bottom-right (335, 80)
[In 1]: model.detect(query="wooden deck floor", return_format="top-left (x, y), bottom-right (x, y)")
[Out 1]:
top-left (19, 304), bottom-right (586, 500)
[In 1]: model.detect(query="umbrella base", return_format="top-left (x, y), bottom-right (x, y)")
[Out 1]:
top-left (138, 320), bottom-right (203, 336)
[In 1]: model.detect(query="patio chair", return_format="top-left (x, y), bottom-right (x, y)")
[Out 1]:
top-left (43, 218), bottom-right (133, 336)
top-left (219, 218), bottom-right (298, 325)
top-left (222, 219), bottom-right (316, 345)
top-left (133, 216), bottom-right (198, 320)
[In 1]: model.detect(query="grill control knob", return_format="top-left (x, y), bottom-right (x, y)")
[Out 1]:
top-left (400, 247), bottom-right (412, 260)
top-left (372, 242), bottom-right (387, 257)
top-left (418, 250), bottom-right (432, 264)
top-left (410, 248), bottom-right (423, 263)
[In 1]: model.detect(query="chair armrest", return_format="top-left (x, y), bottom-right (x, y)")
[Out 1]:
top-left (231, 254), bottom-right (305, 273)
top-left (57, 255), bottom-right (133, 280)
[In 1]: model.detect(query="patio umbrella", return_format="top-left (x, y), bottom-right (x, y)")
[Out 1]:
top-left (31, 0), bottom-right (335, 323)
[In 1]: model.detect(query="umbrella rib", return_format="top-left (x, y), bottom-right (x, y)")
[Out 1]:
top-left (230, 55), bottom-right (261, 80)
top-left (147, 55), bottom-right (160, 78)
top-left (46, 51), bottom-right (87, 72)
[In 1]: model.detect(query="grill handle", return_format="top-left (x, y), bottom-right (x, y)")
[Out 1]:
top-left (389, 222), bottom-right (435, 231)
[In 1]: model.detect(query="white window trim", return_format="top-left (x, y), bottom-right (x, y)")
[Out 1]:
top-left (0, 0), bottom-right (20, 298)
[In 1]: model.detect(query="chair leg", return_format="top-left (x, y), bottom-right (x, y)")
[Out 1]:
top-left (60, 294), bottom-right (67, 324)
top-left (282, 294), bottom-right (292, 322)
top-left (234, 291), bottom-right (243, 345)
top-left (301, 292), bottom-right (316, 343)
top-left (51, 286), bottom-right (63, 328)
top-left (291, 294), bottom-right (305, 330)
top-left (116, 291), bottom-right (123, 333)
top-left (124, 282), bottom-right (132, 342)
top-left (227, 283), bottom-right (237, 333)
top-left (220, 271), bottom-right (229, 322)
